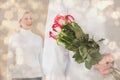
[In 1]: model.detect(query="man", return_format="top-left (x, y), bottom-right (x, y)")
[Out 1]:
top-left (43, 0), bottom-right (120, 80)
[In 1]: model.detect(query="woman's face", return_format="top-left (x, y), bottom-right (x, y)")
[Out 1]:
top-left (20, 13), bottom-right (33, 30)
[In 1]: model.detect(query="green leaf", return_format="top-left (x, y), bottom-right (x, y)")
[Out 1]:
top-left (71, 22), bottom-right (84, 38)
top-left (79, 46), bottom-right (88, 59)
top-left (82, 34), bottom-right (89, 42)
top-left (72, 39), bottom-right (81, 47)
top-left (98, 38), bottom-right (105, 42)
top-left (85, 55), bottom-right (92, 69)
top-left (87, 40), bottom-right (100, 51)
top-left (90, 50), bottom-right (102, 62)
top-left (85, 61), bottom-right (92, 69)
top-left (73, 51), bottom-right (84, 64)
top-left (65, 44), bottom-right (77, 51)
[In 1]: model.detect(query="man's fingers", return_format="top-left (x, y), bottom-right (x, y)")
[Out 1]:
top-left (95, 62), bottom-right (114, 73)
top-left (100, 68), bottom-right (113, 76)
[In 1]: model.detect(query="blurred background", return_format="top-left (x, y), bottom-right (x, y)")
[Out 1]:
top-left (0, 0), bottom-right (48, 80)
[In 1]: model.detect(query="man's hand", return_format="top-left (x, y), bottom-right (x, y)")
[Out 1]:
top-left (95, 54), bottom-right (114, 76)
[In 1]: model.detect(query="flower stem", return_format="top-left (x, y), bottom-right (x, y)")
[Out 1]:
top-left (112, 68), bottom-right (120, 80)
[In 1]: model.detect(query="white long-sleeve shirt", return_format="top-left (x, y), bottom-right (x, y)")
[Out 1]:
top-left (43, 0), bottom-right (120, 80)
top-left (7, 28), bottom-right (43, 79)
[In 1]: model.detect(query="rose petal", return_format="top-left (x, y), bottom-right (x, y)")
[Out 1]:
top-left (49, 31), bottom-right (57, 40)
top-left (65, 15), bottom-right (74, 23)
top-left (54, 14), bottom-right (65, 26)
top-left (52, 23), bottom-right (62, 32)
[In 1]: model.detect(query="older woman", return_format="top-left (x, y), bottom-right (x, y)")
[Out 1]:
top-left (7, 10), bottom-right (43, 80)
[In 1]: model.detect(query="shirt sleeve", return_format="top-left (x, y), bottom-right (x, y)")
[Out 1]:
top-left (38, 36), bottom-right (44, 77)
top-left (42, 0), bottom-right (69, 80)
top-left (42, 38), bottom-right (69, 80)
top-left (7, 36), bottom-right (16, 80)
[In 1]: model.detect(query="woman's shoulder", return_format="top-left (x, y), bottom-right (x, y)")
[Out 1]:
top-left (32, 33), bottom-right (43, 41)
top-left (9, 33), bottom-right (20, 43)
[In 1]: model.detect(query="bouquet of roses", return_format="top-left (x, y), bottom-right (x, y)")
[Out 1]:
top-left (49, 14), bottom-right (120, 79)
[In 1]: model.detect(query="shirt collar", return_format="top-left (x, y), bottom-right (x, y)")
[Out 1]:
top-left (20, 28), bottom-right (32, 36)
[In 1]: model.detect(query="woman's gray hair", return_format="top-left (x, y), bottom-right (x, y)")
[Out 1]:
top-left (18, 9), bottom-right (31, 21)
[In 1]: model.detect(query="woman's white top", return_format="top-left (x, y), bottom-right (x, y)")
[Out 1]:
top-left (7, 28), bottom-right (43, 79)
top-left (43, 0), bottom-right (120, 80)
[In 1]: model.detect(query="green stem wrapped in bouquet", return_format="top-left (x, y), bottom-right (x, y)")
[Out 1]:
top-left (49, 14), bottom-right (120, 79)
